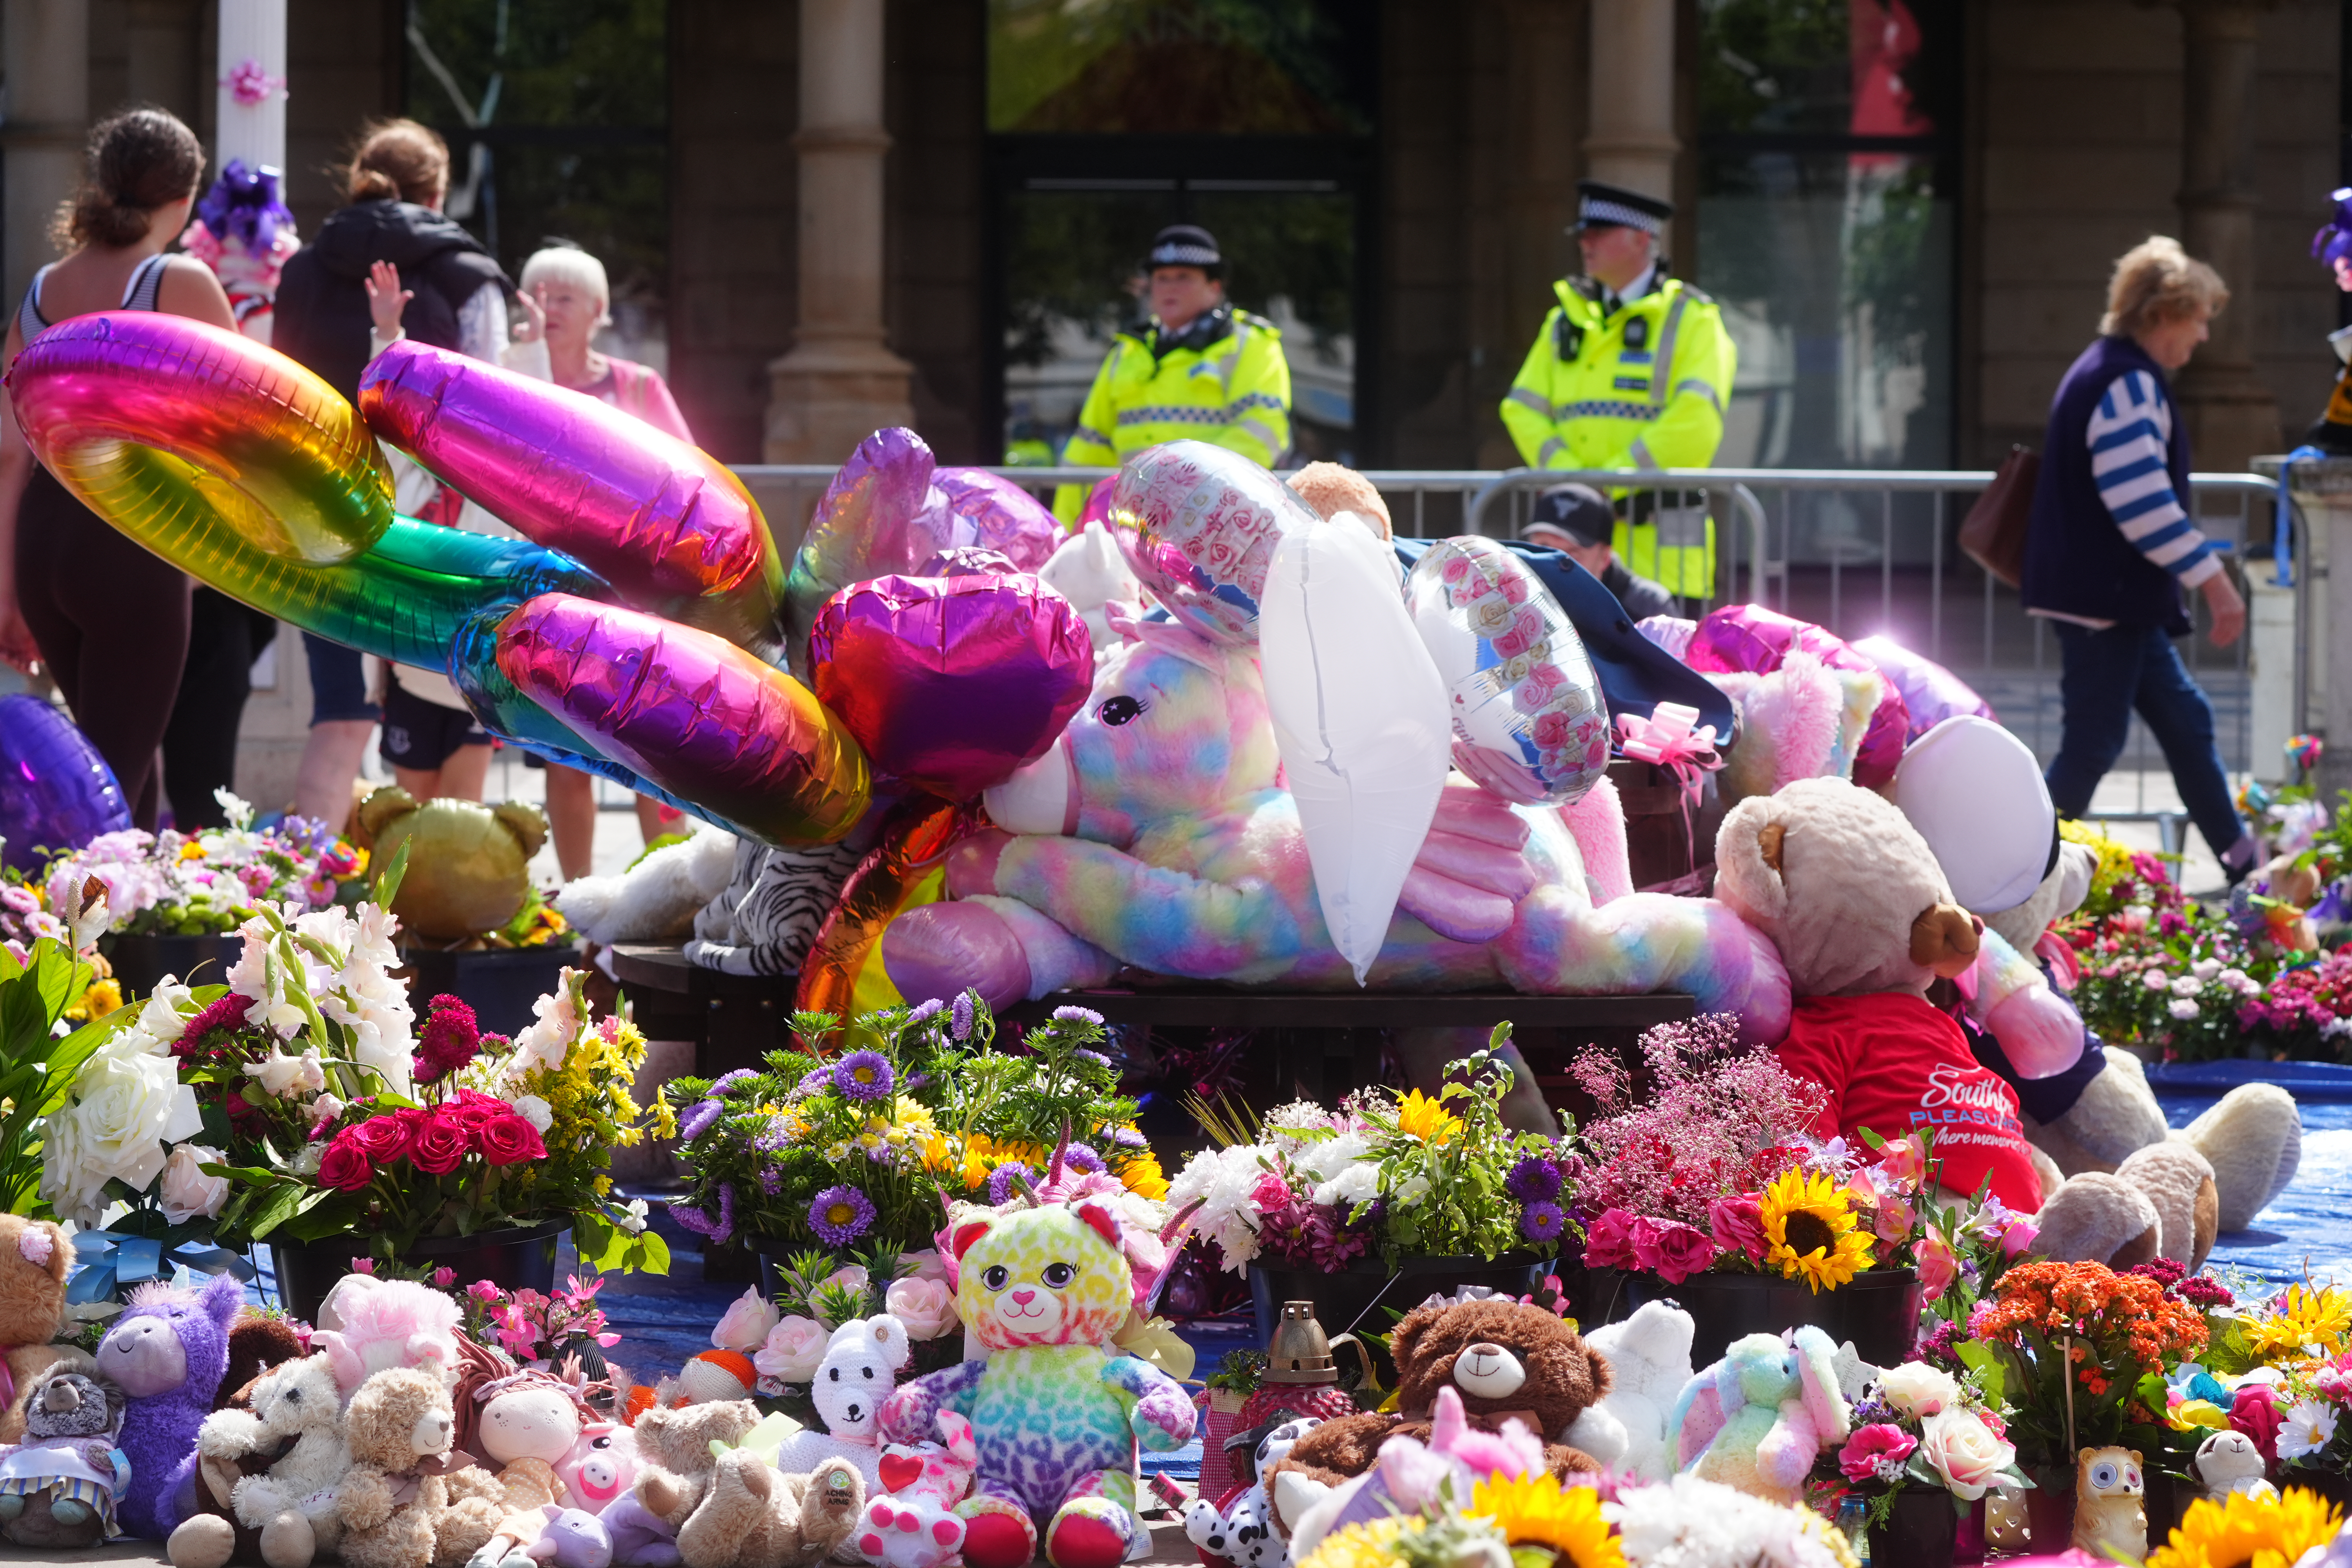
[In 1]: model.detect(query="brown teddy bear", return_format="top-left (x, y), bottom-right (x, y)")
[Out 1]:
top-left (1269, 1298), bottom-right (1609, 1513)
top-left (632, 1401), bottom-right (763, 1532)
top-left (336, 1367), bottom-right (507, 1568)
top-left (0, 1217), bottom-right (78, 1445)
top-left (673, 1452), bottom-right (864, 1568)
top-left (1713, 776), bottom-right (2220, 1268)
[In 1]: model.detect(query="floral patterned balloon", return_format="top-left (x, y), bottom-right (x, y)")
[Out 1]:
top-left (1404, 536), bottom-right (1610, 805)
top-left (1106, 441), bottom-right (1317, 646)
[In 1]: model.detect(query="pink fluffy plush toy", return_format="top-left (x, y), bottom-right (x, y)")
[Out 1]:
top-left (882, 445), bottom-right (1788, 1038)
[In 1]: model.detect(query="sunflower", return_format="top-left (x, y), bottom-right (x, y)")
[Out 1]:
top-left (1469, 1474), bottom-right (1624, 1568)
top-left (1118, 1148), bottom-right (1169, 1201)
top-left (1395, 1089), bottom-right (1463, 1146)
top-left (2241, 1284), bottom-right (2352, 1362)
top-left (1758, 1167), bottom-right (1876, 1294)
top-left (1296, 1518), bottom-right (1409, 1568)
top-left (2146, 1485), bottom-right (2343, 1568)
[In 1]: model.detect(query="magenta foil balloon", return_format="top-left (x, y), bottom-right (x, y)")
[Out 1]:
top-left (359, 339), bottom-right (782, 650)
top-left (1685, 603), bottom-right (1911, 786)
top-left (0, 695), bottom-right (131, 873)
top-left (785, 426), bottom-right (938, 671)
top-left (929, 468), bottom-right (1064, 570)
top-left (1851, 634), bottom-right (1997, 741)
top-left (809, 573), bottom-right (1092, 801)
top-left (1107, 440), bottom-right (1315, 646)
top-left (494, 593), bottom-right (869, 844)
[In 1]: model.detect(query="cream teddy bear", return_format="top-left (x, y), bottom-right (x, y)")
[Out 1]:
top-left (1565, 1301), bottom-right (1695, 1484)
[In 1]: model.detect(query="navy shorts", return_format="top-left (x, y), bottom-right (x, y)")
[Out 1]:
top-left (302, 632), bottom-right (381, 724)
top-left (379, 682), bottom-right (490, 770)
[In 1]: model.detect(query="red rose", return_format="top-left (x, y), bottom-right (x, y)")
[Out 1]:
top-left (347, 1113), bottom-right (414, 1165)
top-left (445, 1090), bottom-right (506, 1128)
top-left (410, 1109), bottom-right (472, 1176)
top-left (1642, 1219), bottom-right (1719, 1285)
top-left (475, 1114), bottom-right (546, 1166)
top-left (1581, 1208), bottom-right (1640, 1270)
top-left (318, 1134), bottom-right (375, 1192)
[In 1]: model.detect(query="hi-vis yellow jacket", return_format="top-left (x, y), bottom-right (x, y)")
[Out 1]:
top-left (1054, 305), bottom-right (1292, 522)
top-left (1500, 274), bottom-right (1736, 595)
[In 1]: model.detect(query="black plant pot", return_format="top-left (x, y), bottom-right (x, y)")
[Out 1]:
top-left (1586, 1265), bottom-right (1922, 1370)
top-left (272, 1220), bottom-right (565, 1323)
top-left (102, 933), bottom-right (243, 998)
top-left (399, 946), bottom-right (578, 1037)
top-left (1245, 1255), bottom-right (1552, 1381)
top-left (1866, 1486), bottom-right (1960, 1568)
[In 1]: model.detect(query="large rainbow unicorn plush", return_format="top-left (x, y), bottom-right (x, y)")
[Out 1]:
top-left (881, 444), bottom-right (1789, 1037)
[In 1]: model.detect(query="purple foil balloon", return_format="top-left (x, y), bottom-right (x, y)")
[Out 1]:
top-left (494, 593), bottom-right (869, 844)
top-left (0, 695), bottom-right (131, 873)
top-left (928, 468), bottom-right (1063, 570)
top-left (359, 340), bottom-right (783, 650)
top-left (1684, 603), bottom-right (1912, 787)
top-left (1107, 440), bottom-right (1315, 646)
top-left (1851, 634), bottom-right (1997, 740)
top-left (809, 573), bottom-right (1092, 802)
top-left (785, 426), bottom-right (938, 673)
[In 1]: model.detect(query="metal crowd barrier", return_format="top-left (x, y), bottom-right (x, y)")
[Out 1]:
top-left (733, 461), bottom-right (2299, 857)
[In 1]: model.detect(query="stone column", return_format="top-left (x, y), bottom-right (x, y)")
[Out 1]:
top-left (1583, 0), bottom-right (1681, 258)
top-left (764, 0), bottom-right (914, 463)
top-left (214, 0), bottom-right (288, 175)
top-left (2171, 0), bottom-right (2281, 470)
top-left (3, 0), bottom-right (90, 312)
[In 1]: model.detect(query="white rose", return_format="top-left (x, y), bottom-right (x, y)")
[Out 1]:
top-left (1916, 1407), bottom-right (2015, 1501)
top-left (158, 1143), bottom-right (230, 1223)
top-left (1877, 1362), bottom-right (1961, 1421)
top-left (712, 1285), bottom-right (781, 1352)
top-left (512, 1095), bottom-right (554, 1134)
top-left (885, 1276), bottom-right (959, 1340)
top-left (41, 1036), bottom-right (203, 1222)
top-left (753, 1316), bottom-right (827, 1383)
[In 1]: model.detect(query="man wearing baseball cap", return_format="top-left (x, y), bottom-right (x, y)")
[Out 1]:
top-left (1519, 482), bottom-right (1677, 621)
top-left (1054, 223), bottom-right (1293, 522)
top-left (1499, 179), bottom-right (1738, 600)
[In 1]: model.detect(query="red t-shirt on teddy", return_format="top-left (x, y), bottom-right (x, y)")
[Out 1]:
top-left (1772, 991), bottom-right (2043, 1212)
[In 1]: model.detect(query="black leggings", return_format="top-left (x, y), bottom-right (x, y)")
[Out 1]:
top-left (15, 465), bottom-right (191, 831)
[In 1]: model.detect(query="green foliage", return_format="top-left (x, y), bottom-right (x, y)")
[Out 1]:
top-left (0, 938), bottom-right (128, 1215)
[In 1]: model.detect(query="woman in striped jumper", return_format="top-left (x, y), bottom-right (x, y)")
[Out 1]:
top-left (2021, 236), bottom-right (2253, 882)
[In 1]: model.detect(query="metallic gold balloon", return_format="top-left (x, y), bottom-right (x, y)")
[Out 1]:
top-left (795, 795), bottom-right (976, 1020)
top-left (10, 311), bottom-right (395, 564)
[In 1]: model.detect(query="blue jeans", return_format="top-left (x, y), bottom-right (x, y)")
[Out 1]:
top-left (2044, 620), bottom-right (2246, 861)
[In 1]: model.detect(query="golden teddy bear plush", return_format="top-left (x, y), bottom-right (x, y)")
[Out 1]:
top-left (0, 1217), bottom-right (81, 1445)
top-left (631, 1401), bottom-right (764, 1533)
top-left (357, 788), bottom-right (548, 942)
top-left (335, 1368), bottom-right (509, 1568)
top-left (673, 1453), bottom-right (863, 1568)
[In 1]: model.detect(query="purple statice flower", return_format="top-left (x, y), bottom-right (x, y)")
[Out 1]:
top-left (835, 1051), bottom-right (894, 1103)
top-left (1053, 1005), bottom-right (1104, 1027)
top-left (679, 1099), bottom-right (725, 1142)
top-left (1062, 1141), bottom-right (1104, 1174)
top-left (753, 1115), bottom-right (793, 1154)
top-left (1519, 1201), bottom-right (1567, 1244)
top-left (809, 1185), bottom-right (876, 1246)
top-left (670, 1184), bottom-right (737, 1246)
top-left (951, 993), bottom-right (975, 1042)
top-left (1505, 1154), bottom-right (1563, 1204)
top-left (986, 1163), bottom-right (1035, 1206)
top-left (757, 1167), bottom-right (784, 1196)
top-left (1851, 1391), bottom-right (1903, 1426)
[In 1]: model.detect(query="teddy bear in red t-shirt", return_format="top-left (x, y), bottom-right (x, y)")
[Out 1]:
top-left (1712, 775), bottom-right (2219, 1270)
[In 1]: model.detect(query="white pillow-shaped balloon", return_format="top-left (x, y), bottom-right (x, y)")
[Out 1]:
top-left (1404, 535), bottom-right (1611, 805)
top-left (1262, 516), bottom-right (1452, 984)
top-left (1107, 439), bottom-right (1317, 647)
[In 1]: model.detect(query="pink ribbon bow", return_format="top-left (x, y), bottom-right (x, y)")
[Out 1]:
top-left (1614, 703), bottom-right (1724, 878)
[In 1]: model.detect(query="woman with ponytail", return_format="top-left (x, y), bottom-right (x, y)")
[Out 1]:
top-left (0, 106), bottom-right (236, 831)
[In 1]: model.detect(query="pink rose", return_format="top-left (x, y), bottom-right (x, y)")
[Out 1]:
top-left (1838, 1423), bottom-right (1918, 1484)
top-left (712, 1285), bottom-right (780, 1352)
top-left (1633, 1219), bottom-right (1717, 1285)
top-left (1582, 1208), bottom-right (1641, 1270)
top-left (1916, 1408), bottom-right (2015, 1501)
top-left (1998, 1217), bottom-right (2040, 1259)
top-left (1709, 1196), bottom-right (1765, 1264)
top-left (1877, 1135), bottom-right (1928, 1188)
top-left (884, 1275), bottom-right (959, 1341)
top-left (1916, 1233), bottom-right (1958, 1299)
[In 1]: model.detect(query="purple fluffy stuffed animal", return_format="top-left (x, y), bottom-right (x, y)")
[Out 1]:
top-left (96, 1271), bottom-right (241, 1539)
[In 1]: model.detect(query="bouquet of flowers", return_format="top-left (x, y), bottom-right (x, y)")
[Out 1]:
top-left (41, 793), bottom-right (363, 939)
top-left (1168, 1029), bottom-right (1576, 1273)
top-left (1822, 1359), bottom-right (2029, 1525)
top-left (459, 1272), bottom-right (624, 1372)
top-left (1957, 1258), bottom-right (2210, 1473)
top-left (664, 994), bottom-right (1163, 1255)
top-left (0, 887), bottom-right (141, 1220)
top-left (2239, 951), bottom-right (2352, 1062)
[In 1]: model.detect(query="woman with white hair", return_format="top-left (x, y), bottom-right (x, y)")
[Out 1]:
top-left (503, 243), bottom-right (690, 875)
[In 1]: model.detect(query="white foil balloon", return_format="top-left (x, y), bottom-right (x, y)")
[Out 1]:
top-left (1261, 519), bottom-right (1451, 983)
top-left (1107, 439), bottom-right (1316, 646)
top-left (1405, 535), bottom-right (1611, 806)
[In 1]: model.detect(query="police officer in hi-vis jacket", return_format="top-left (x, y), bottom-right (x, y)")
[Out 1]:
top-left (1500, 180), bottom-right (1737, 601)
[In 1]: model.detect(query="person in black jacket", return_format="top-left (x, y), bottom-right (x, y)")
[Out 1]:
top-left (1519, 482), bottom-right (1679, 622)
top-left (273, 119), bottom-right (513, 826)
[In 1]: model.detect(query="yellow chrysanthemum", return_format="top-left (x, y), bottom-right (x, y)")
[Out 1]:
top-left (1119, 1148), bottom-right (1169, 1201)
top-left (1395, 1089), bottom-right (1463, 1145)
top-left (1296, 1518), bottom-right (1408, 1568)
top-left (1469, 1474), bottom-right (1623, 1568)
top-left (895, 1097), bottom-right (936, 1133)
top-left (1759, 1166), bottom-right (1874, 1294)
top-left (64, 978), bottom-right (122, 1024)
top-left (178, 841), bottom-right (207, 862)
top-left (2241, 1284), bottom-right (2352, 1362)
top-left (2146, 1485), bottom-right (2343, 1568)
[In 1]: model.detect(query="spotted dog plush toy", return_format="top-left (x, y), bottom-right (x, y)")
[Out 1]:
top-left (1185, 1418), bottom-right (1322, 1568)
top-left (877, 1201), bottom-right (1194, 1568)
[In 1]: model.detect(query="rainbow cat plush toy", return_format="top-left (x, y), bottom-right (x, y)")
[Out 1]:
top-left (876, 1200), bottom-right (1193, 1568)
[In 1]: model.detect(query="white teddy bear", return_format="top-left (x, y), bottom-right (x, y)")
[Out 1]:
top-left (2191, 1430), bottom-right (2278, 1504)
top-left (212, 1352), bottom-right (350, 1566)
top-left (773, 1316), bottom-right (911, 1495)
top-left (855, 1410), bottom-right (976, 1568)
top-left (1565, 1302), bottom-right (1696, 1483)
top-left (1187, 1417), bottom-right (1322, 1568)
